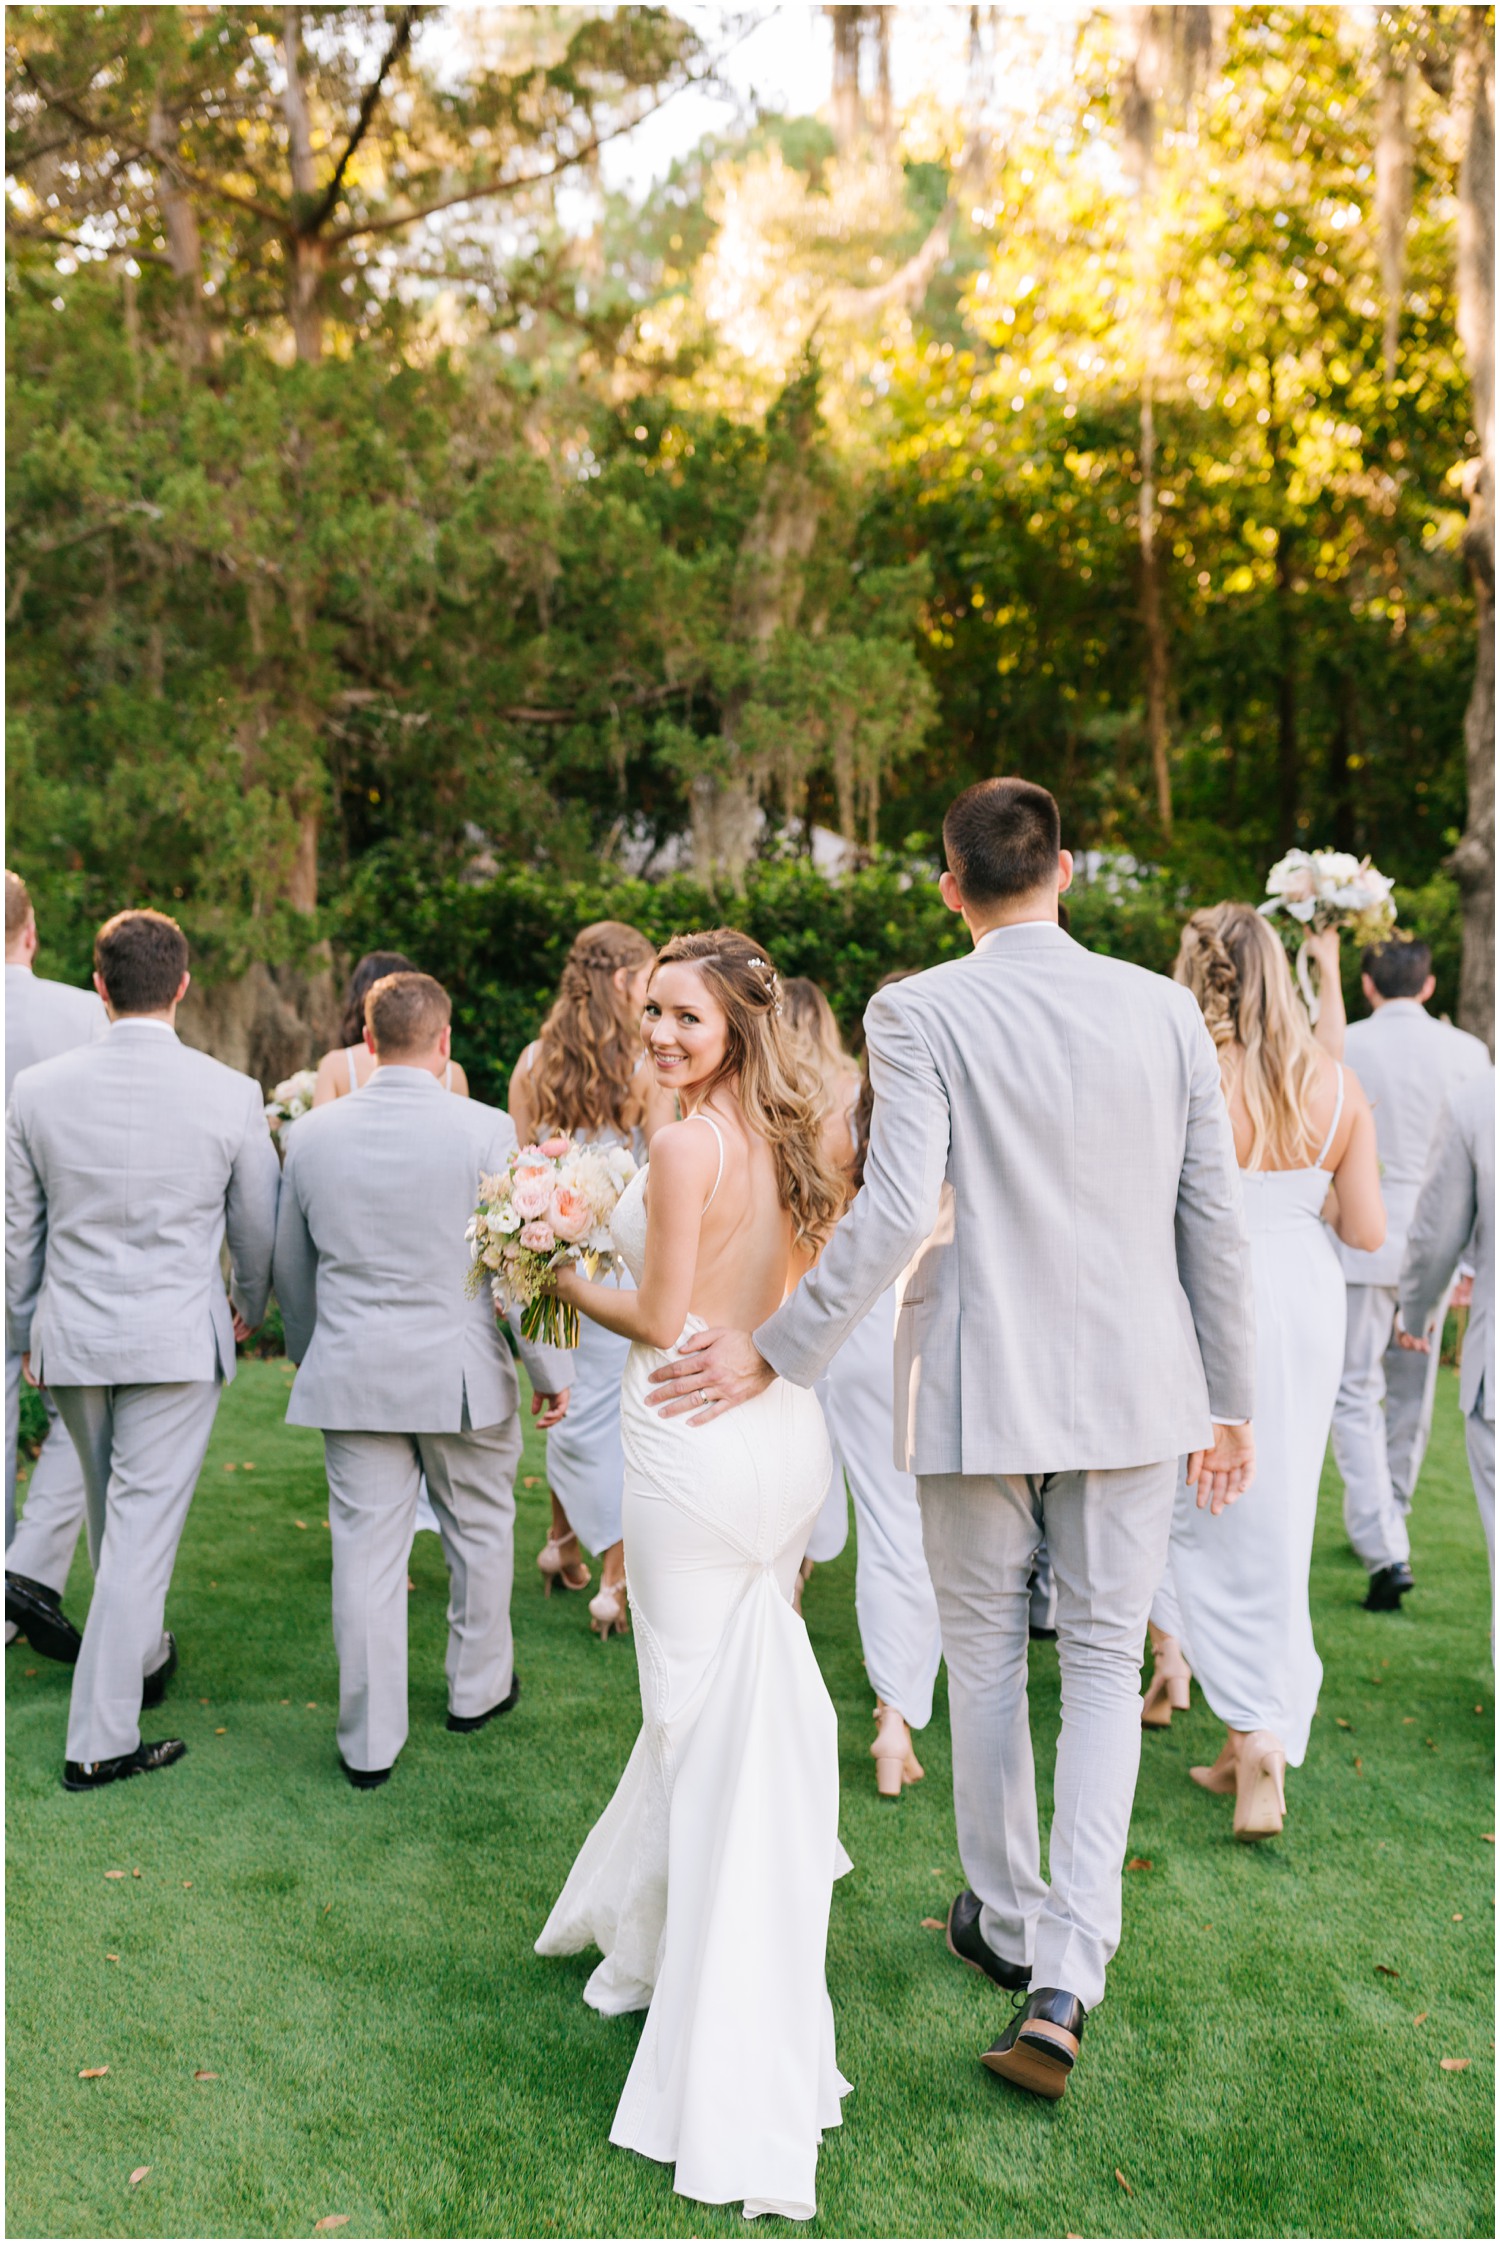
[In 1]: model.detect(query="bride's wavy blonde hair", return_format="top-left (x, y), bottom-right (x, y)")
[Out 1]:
top-left (652, 929), bottom-right (848, 1251)
top-left (1174, 902), bottom-right (1325, 1170)
top-left (530, 920), bottom-right (656, 1136)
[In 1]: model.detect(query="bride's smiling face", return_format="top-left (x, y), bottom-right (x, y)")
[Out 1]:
top-left (643, 963), bottom-right (728, 1093)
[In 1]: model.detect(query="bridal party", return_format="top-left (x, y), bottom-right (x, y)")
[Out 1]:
top-left (5, 773), bottom-right (1493, 2223)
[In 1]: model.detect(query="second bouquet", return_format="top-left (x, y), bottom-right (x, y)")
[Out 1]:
top-left (468, 1134), bottom-right (639, 1349)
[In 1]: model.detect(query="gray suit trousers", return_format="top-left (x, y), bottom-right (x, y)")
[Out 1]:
top-left (1466, 1410), bottom-right (1495, 1651)
top-left (6, 1352), bottom-right (88, 1609)
top-left (324, 1417), bottom-right (522, 1774)
top-left (918, 1460), bottom-right (1177, 2012)
top-left (1334, 1282), bottom-right (1450, 1573)
top-left (53, 1380), bottom-right (222, 1763)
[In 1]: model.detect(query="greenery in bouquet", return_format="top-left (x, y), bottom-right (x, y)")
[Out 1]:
top-left (1258, 851), bottom-right (1399, 1021)
top-left (467, 1137), bottom-right (637, 1350)
top-left (264, 1069), bottom-right (318, 1145)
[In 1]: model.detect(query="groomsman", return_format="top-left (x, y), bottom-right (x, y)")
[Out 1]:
top-left (1398, 1072), bottom-right (1496, 1638)
top-left (272, 972), bottom-right (571, 1788)
top-left (653, 778), bottom-right (1254, 2101)
top-left (5, 909), bottom-right (279, 1788)
top-left (4, 871), bottom-right (108, 1659)
top-left (1332, 939), bottom-right (1491, 1610)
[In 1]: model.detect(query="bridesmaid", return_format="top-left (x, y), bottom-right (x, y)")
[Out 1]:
top-left (1149, 908), bottom-right (1383, 1839)
top-left (313, 951), bottom-right (470, 1104)
top-left (509, 921), bottom-right (658, 1636)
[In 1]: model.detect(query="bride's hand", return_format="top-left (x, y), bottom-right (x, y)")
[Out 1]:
top-left (547, 1261), bottom-right (589, 1307)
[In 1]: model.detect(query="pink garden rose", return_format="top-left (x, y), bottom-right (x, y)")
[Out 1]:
top-left (518, 1221), bottom-right (557, 1253)
top-left (512, 1173), bottom-right (553, 1221)
top-left (537, 1136), bottom-right (573, 1159)
top-left (548, 1185), bottom-right (593, 1244)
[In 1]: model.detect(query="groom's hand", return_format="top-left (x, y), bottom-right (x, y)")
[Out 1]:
top-left (647, 1328), bottom-right (774, 1423)
top-left (1186, 1421), bottom-right (1255, 1515)
top-left (531, 1388), bottom-right (570, 1430)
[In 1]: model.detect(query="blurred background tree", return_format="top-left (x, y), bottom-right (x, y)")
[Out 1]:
top-left (6, 2), bottom-right (1492, 1074)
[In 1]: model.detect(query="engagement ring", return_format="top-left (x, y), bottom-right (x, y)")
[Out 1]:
top-left (697, 1389), bottom-right (711, 1405)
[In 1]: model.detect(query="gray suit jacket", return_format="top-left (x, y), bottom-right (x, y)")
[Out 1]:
top-left (273, 1067), bottom-right (573, 1433)
top-left (1339, 1002), bottom-right (1492, 1286)
top-left (5, 963), bottom-right (108, 1101)
top-left (6, 1021), bottom-right (279, 1384)
top-left (756, 921), bottom-right (1254, 1476)
top-left (1400, 1070), bottom-right (1495, 1424)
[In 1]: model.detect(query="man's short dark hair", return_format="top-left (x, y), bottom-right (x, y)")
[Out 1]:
top-left (366, 971), bottom-right (451, 1055)
top-left (1363, 938), bottom-right (1432, 1001)
top-left (94, 909), bottom-right (190, 1014)
top-left (942, 778), bottom-right (1062, 906)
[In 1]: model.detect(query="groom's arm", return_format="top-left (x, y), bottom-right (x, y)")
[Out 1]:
top-left (1174, 1010), bottom-right (1255, 1423)
top-left (757, 988), bottom-right (952, 1387)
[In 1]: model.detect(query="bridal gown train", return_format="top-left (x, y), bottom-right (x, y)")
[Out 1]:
top-left (536, 1137), bottom-right (851, 2222)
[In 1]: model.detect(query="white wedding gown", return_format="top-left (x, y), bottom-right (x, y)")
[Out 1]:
top-left (535, 1144), bottom-right (851, 2222)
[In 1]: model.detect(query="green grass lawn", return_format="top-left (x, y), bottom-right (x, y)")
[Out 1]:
top-left (6, 1361), bottom-right (1495, 2239)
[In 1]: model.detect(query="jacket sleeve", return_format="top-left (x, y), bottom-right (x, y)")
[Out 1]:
top-left (1399, 1099), bottom-right (1477, 1339)
top-left (225, 1081), bottom-right (281, 1329)
top-left (755, 985), bottom-right (951, 1388)
top-left (270, 1135), bottom-right (318, 1366)
top-left (4, 1092), bottom-right (47, 1355)
top-left (1174, 1011), bottom-right (1256, 1422)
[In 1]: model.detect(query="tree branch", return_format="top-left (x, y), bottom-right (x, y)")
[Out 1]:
top-left (5, 219), bottom-right (174, 268)
top-left (302, 4), bottom-right (417, 238)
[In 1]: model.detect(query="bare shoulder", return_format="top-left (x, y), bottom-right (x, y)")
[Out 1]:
top-left (647, 1116), bottom-right (723, 1192)
top-left (449, 1059), bottom-right (470, 1097)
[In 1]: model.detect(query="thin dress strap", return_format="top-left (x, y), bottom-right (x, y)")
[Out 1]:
top-left (346, 1046), bottom-right (360, 1095)
top-left (684, 1108), bottom-right (727, 1212)
top-left (1313, 1063), bottom-right (1345, 1170)
top-left (443, 1060), bottom-right (453, 1092)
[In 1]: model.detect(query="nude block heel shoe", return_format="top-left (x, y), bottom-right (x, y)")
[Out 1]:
top-left (872, 1701), bottom-right (923, 1799)
top-left (1141, 1633), bottom-right (1192, 1729)
top-left (537, 1532), bottom-right (590, 1596)
top-left (1233, 1729), bottom-right (1287, 1842)
top-left (589, 1580), bottom-right (630, 1640)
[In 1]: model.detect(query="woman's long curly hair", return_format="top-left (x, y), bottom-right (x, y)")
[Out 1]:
top-left (652, 929), bottom-right (849, 1252)
top-left (1174, 902), bottom-right (1325, 1171)
top-left (780, 976), bottom-right (861, 1129)
top-left (339, 951), bottom-right (417, 1048)
top-left (529, 920), bottom-right (657, 1136)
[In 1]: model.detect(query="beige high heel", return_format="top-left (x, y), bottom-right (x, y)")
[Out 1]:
top-left (1142, 1632), bottom-right (1193, 1729)
top-left (871, 1701), bottom-right (924, 1799)
top-left (1232, 1729), bottom-right (1287, 1842)
top-left (589, 1579), bottom-right (630, 1640)
top-left (537, 1531), bottom-right (591, 1596)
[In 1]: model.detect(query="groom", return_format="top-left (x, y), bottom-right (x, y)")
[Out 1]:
top-left (649, 777), bottom-right (1255, 2100)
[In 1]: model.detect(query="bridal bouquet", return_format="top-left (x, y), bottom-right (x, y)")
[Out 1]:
top-left (264, 1068), bottom-right (318, 1146)
top-left (467, 1135), bottom-right (638, 1348)
top-left (1258, 848), bottom-right (1397, 1019)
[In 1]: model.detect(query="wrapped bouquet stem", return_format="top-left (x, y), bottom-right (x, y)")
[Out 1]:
top-left (1258, 850), bottom-right (1397, 1023)
top-left (468, 1134), bottom-right (637, 1353)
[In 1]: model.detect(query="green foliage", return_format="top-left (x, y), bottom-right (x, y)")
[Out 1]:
top-left (15, 1381), bottom-right (48, 1463)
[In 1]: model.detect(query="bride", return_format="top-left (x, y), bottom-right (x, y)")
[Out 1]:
top-left (535, 928), bottom-right (851, 2223)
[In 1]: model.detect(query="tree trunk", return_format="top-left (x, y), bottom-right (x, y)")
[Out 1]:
top-left (1138, 377), bottom-right (1172, 833)
top-left (147, 88), bottom-right (210, 369)
top-left (1275, 525), bottom-right (1299, 849)
top-left (282, 6), bottom-right (324, 363)
top-left (1375, 41), bottom-right (1414, 389)
top-left (1449, 13), bottom-right (1495, 1052)
top-left (1327, 663), bottom-right (1356, 854)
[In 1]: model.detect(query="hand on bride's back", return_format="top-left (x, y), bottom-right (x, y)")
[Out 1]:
top-left (647, 1325), bottom-right (774, 1422)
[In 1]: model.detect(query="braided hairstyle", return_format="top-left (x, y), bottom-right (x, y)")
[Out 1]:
top-left (529, 920), bottom-right (657, 1137)
top-left (652, 929), bottom-right (848, 1252)
top-left (1174, 903), bottom-right (1326, 1171)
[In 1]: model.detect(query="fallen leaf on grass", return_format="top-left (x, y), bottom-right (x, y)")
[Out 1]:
top-left (1483, 1834), bottom-right (1494, 1844)
top-left (224, 1463), bottom-right (239, 1473)
top-left (1354, 1758), bottom-right (1364, 1774)
top-left (1125, 1858), bottom-right (1152, 1871)
top-left (79, 2067), bottom-right (109, 2079)
top-left (1475, 1704), bottom-right (1485, 1715)
top-left (242, 1461), bottom-right (255, 1471)
top-left (1403, 1716), bottom-right (1416, 1725)
top-left (306, 1702), bottom-right (317, 1711)
top-left (1413, 2013), bottom-right (1429, 2026)
top-left (523, 1476), bottom-right (538, 1488)
top-left (314, 2220), bottom-right (350, 2233)
top-left (105, 1954), bottom-right (119, 1963)
top-left (24, 1667), bottom-right (36, 1677)
top-left (1375, 1965), bottom-right (1399, 1978)
top-left (215, 1727), bottom-right (227, 1735)
top-left (130, 2168), bottom-right (150, 2186)
top-left (1452, 1912), bottom-right (1463, 1921)
top-left (104, 1870), bottom-right (125, 1880)
top-left (1440, 2058), bottom-right (1470, 2072)
top-left (131, 1868), bottom-right (141, 1879)
top-left (193, 2070), bottom-right (218, 2081)
top-left (182, 1881), bottom-right (193, 1890)
top-left (920, 1917), bottom-right (945, 1930)
top-left (1115, 2169), bottom-right (1134, 2196)
top-left (293, 1520), bottom-right (308, 1531)
top-left (1336, 1717), bottom-right (1352, 1729)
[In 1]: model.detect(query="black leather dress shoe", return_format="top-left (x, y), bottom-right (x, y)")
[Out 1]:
top-left (63, 1738), bottom-right (187, 1791)
top-left (340, 1757), bottom-right (392, 1790)
top-left (1029, 1624), bottom-right (1058, 1642)
top-left (447, 1669), bottom-right (521, 1733)
top-left (141, 1633), bottom-right (178, 1709)
top-left (946, 1890), bottom-right (1031, 1992)
top-left (6, 1572), bottom-right (83, 1664)
top-left (1364, 1562), bottom-right (1415, 1611)
top-left (981, 1986), bottom-right (1087, 2101)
